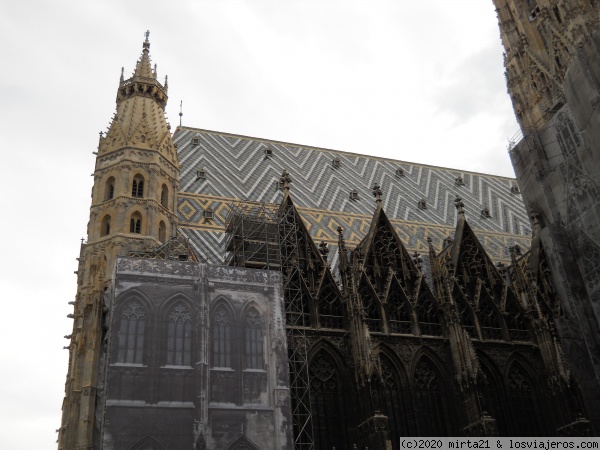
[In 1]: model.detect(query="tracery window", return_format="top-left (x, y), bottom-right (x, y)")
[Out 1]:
top-left (318, 281), bottom-right (344, 329)
top-left (379, 355), bottom-right (411, 447)
top-left (105, 177), bottom-right (115, 201)
top-left (132, 174), bottom-right (144, 198)
top-left (117, 300), bottom-right (145, 364)
top-left (415, 295), bottom-right (442, 336)
top-left (130, 213), bottom-right (142, 234)
top-left (212, 305), bottom-right (232, 368)
top-left (166, 303), bottom-right (192, 366)
top-left (480, 361), bottom-right (507, 435)
top-left (478, 294), bottom-right (504, 341)
top-left (556, 113), bottom-right (581, 159)
top-left (360, 280), bottom-right (382, 332)
top-left (387, 286), bottom-right (412, 334)
top-left (309, 352), bottom-right (348, 450)
top-left (413, 358), bottom-right (453, 436)
top-left (245, 306), bottom-right (263, 369)
top-left (507, 363), bottom-right (542, 436)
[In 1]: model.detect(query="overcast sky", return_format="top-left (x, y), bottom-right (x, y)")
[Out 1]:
top-left (0, 1), bottom-right (518, 448)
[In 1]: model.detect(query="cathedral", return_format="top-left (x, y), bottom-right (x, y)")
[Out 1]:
top-left (59, 2), bottom-right (600, 449)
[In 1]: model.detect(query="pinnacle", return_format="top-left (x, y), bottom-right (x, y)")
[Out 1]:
top-left (133, 31), bottom-right (155, 79)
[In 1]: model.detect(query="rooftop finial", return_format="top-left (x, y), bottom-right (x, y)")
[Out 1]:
top-left (179, 100), bottom-right (183, 126)
top-left (372, 184), bottom-right (382, 203)
top-left (143, 30), bottom-right (150, 52)
top-left (454, 195), bottom-right (465, 215)
top-left (280, 170), bottom-right (292, 192)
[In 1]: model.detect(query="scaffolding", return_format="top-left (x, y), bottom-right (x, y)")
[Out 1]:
top-left (225, 201), bottom-right (281, 269)
top-left (225, 199), bottom-right (315, 450)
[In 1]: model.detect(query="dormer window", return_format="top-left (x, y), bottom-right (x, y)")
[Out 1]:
top-left (455, 176), bottom-right (466, 186)
top-left (418, 199), bottom-right (427, 210)
top-left (264, 147), bottom-right (273, 158)
top-left (191, 137), bottom-right (199, 146)
top-left (204, 208), bottom-right (214, 220)
top-left (510, 185), bottom-right (521, 195)
top-left (196, 168), bottom-right (206, 180)
top-left (481, 206), bottom-right (491, 218)
top-left (275, 180), bottom-right (284, 191)
top-left (349, 189), bottom-right (359, 200)
top-left (396, 168), bottom-right (405, 177)
top-left (332, 157), bottom-right (341, 169)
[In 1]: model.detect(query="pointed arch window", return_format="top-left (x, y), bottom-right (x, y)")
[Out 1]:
top-left (161, 184), bottom-right (169, 208)
top-left (379, 354), bottom-right (412, 445)
top-left (556, 112), bottom-right (581, 159)
top-left (507, 363), bottom-right (542, 436)
top-left (480, 361), bottom-right (508, 435)
top-left (105, 177), bottom-right (115, 201)
top-left (101, 215), bottom-right (111, 237)
top-left (245, 306), bottom-right (263, 369)
top-left (158, 220), bottom-right (166, 243)
top-left (387, 285), bottom-right (413, 334)
top-left (413, 358), bottom-right (454, 436)
top-left (166, 303), bottom-right (192, 366)
top-left (117, 300), bottom-right (145, 364)
top-left (478, 294), bottom-right (504, 341)
top-left (318, 281), bottom-right (344, 329)
top-left (309, 352), bottom-right (349, 450)
top-left (359, 279), bottom-right (382, 332)
top-left (132, 174), bottom-right (144, 198)
top-left (130, 213), bottom-right (142, 234)
top-left (212, 305), bottom-right (232, 368)
top-left (415, 295), bottom-right (443, 336)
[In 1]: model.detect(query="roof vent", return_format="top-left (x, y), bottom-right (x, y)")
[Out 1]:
top-left (481, 206), bottom-right (491, 218)
top-left (196, 168), bottom-right (206, 180)
top-left (510, 185), bottom-right (521, 194)
top-left (349, 189), bottom-right (359, 200)
top-left (332, 157), bottom-right (341, 169)
top-left (275, 180), bottom-right (284, 191)
top-left (418, 198), bottom-right (427, 210)
top-left (264, 147), bottom-right (273, 158)
top-left (204, 208), bottom-right (214, 220)
top-left (191, 137), bottom-right (200, 146)
top-left (395, 167), bottom-right (405, 177)
top-left (455, 175), bottom-right (466, 186)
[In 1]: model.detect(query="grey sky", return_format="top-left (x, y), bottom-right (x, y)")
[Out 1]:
top-left (0, 1), bottom-right (518, 448)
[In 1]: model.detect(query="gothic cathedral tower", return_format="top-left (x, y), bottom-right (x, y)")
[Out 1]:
top-left (492, 0), bottom-right (600, 427)
top-left (59, 33), bottom-right (179, 449)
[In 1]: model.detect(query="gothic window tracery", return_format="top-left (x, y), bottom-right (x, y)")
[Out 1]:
top-left (166, 303), bottom-right (192, 366)
top-left (478, 293), bottom-right (505, 341)
top-left (130, 213), bottom-right (142, 234)
top-left (317, 280), bottom-right (344, 329)
top-left (415, 294), bottom-right (443, 336)
top-left (379, 355), bottom-right (411, 446)
top-left (245, 306), bottom-right (263, 369)
top-left (212, 304), bottom-right (232, 368)
top-left (117, 300), bottom-right (146, 364)
top-left (132, 174), bottom-right (145, 198)
top-left (503, 293), bottom-right (531, 342)
top-left (359, 280), bottom-right (383, 332)
top-left (480, 360), bottom-right (507, 434)
top-left (556, 113), bottom-right (581, 159)
top-left (413, 357), bottom-right (454, 436)
top-left (507, 362), bottom-right (542, 436)
top-left (309, 352), bottom-right (349, 450)
top-left (387, 284), bottom-right (412, 334)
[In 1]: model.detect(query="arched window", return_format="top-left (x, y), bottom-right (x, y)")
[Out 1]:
top-left (105, 177), bottom-right (115, 201)
top-left (161, 184), bottom-right (169, 208)
top-left (101, 215), bottom-right (111, 237)
top-left (132, 174), bottom-right (144, 198)
top-left (116, 300), bottom-right (146, 364)
top-left (387, 284), bottom-right (412, 334)
top-left (166, 303), bottom-right (192, 366)
top-left (158, 221), bottom-right (166, 243)
top-left (379, 354), bottom-right (412, 446)
top-left (480, 360), bottom-right (508, 435)
top-left (130, 213), bottom-right (142, 234)
top-left (507, 362), bottom-right (542, 436)
top-left (317, 280), bottom-right (344, 329)
top-left (212, 304), bottom-right (232, 368)
top-left (245, 306), bottom-right (263, 369)
top-left (309, 351), bottom-right (349, 450)
top-left (413, 357), bottom-right (454, 436)
top-left (556, 112), bottom-right (581, 159)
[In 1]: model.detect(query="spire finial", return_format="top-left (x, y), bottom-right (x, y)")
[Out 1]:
top-left (454, 195), bottom-right (465, 215)
top-left (372, 184), bottom-right (382, 203)
top-left (179, 100), bottom-right (183, 126)
top-left (280, 170), bottom-right (292, 192)
top-left (120, 67), bottom-right (124, 83)
top-left (143, 30), bottom-right (150, 53)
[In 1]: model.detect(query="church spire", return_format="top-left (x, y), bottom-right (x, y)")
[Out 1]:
top-left (133, 31), bottom-right (155, 79)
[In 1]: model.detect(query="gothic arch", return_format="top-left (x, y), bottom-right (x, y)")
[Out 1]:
top-left (504, 358), bottom-right (545, 436)
top-left (242, 303), bottom-right (265, 370)
top-left (211, 298), bottom-right (235, 369)
top-left (131, 172), bottom-right (146, 198)
top-left (114, 293), bottom-right (151, 365)
top-left (308, 346), bottom-right (352, 450)
top-left (226, 435), bottom-right (259, 450)
top-left (101, 214), bottom-right (112, 237)
top-left (104, 176), bottom-right (116, 201)
top-left (129, 435), bottom-right (166, 450)
top-left (410, 353), bottom-right (456, 436)
top-left (477, 352), bottom-right (509, 435)
top-left (160, 294), bottom-right (195, 367)
top-left (375, 346), bottom-right (414, 442)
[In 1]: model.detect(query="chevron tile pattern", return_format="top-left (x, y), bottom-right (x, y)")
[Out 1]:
top-left (175, 127), bottom-right (531, 266)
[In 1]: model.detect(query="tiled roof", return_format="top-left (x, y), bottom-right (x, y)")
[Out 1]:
top-left (174, 127), bottom-right (531, 266)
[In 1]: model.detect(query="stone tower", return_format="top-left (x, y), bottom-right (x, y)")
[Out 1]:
top-left (59, 32), bottom-right (179, 449)
top-left (493, 0), bottom-right (600, 427)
